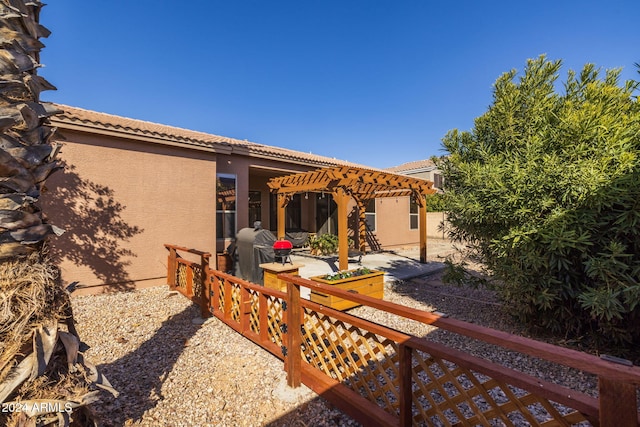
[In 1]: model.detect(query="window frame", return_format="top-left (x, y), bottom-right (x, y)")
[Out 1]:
top-left (216, 173), bottom-right (237, 240)
top-left (365, 199), bottom-right (376, 232)
top-left (409, 198), bottom-right (419, 230)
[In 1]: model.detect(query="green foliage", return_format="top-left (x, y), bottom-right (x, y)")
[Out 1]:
top-left (425, 193), bottom-right (447, 212)
top-left (322, 267), bottom-right (372, 281)
top-left (308, 233), bottom-right (339, 255)
top-left (440, 56), bottom-right (640, 352)
top-left (308, 234), bottom-right (354, 255)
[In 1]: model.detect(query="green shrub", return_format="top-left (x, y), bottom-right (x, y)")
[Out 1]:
top-left (440, 56), bottom-right (640, 353)
top-left (425, 193), bottom-right (447, 212)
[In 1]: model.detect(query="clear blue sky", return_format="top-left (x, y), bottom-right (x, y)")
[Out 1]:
top-left (40, 1), bottom-right (639, 169)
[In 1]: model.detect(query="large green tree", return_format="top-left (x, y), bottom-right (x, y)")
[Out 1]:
top-left (441, 56), bottom-right (640, 352)
top-left (0, 1), bottom-right (115, 425)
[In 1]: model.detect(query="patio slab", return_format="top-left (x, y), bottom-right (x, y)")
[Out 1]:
top-left (289, 239), bottom-right (455, 284)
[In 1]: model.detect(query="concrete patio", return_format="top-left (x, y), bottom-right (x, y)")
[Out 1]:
top-left (289, 238), bottom-right (455, 283)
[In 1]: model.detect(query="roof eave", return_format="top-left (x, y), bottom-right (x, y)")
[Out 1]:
top-left (50, 117), bottom-right (232, 154)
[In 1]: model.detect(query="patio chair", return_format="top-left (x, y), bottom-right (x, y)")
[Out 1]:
top-left (348, 249), bottom-right (363, 264)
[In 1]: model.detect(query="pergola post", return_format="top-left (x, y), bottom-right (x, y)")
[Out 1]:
top-left (277, 193), bottom-right (288, 240)
top-left (419, 195), bottom-right (427, 263)
top-left (334, 187), bottom-right (350, 271)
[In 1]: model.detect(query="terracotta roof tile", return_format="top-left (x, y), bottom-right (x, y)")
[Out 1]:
top-left (50, 104), bottom-right (365, 168)
top-left (386, 158), bottom-right (436, 173)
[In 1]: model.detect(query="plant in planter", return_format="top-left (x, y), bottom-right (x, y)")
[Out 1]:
top-left (322, 267), bottom-right (372, 281)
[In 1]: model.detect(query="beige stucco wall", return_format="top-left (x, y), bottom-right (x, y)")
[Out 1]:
top-left (41, 130), bottom-right (218, 294)
top-left (371, 197), bottom-right (448, 248)
top-left (41, 125), bottom-right (446, 292)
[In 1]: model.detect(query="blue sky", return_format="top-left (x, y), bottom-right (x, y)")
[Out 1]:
top-left (40, 1), bottom-right (639, 169)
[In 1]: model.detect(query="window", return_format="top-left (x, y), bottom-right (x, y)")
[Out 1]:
top-left (249, 190), bottom-right (261, 226)
top-left (365, 199), bottom-right (376, 232)
top-left (269, 193), bottom-right (302, 231)
top-left (315, 193), bottom-right (337, 235)
top-left (216, 174), bottom-right (236, 239)
top-left (433, 173), bottom-right (444, 189)
top-left (410, 199), bottom-right (419, 230)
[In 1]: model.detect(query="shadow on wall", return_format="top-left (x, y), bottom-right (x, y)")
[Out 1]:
top-left (346, 207), bottom-right (382, 252)
top-left (44, 162), bottom-right (143, 291)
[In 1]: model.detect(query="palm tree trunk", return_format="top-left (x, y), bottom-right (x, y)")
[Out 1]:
top-left (0, 1), bottom-right (116, 425)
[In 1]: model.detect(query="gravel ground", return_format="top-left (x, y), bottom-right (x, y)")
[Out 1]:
top-left (71, 271), bottom-right (632, 426)
top-left (72, 287), bottom-right (352, 427)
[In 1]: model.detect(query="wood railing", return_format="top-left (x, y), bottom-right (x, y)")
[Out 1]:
top-left (165, 244), bottom-right (211, 318)
top-left (165, 244), bottom-right (640, 426)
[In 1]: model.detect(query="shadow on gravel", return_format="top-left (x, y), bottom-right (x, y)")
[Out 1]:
top-left (388, 274), bottom-right (503, 322)
top-left (93, 303), bottom-right (202, 426)
top-left (264, 399), bottom-right (359, 427)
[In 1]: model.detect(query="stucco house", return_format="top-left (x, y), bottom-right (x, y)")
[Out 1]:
top-left (386, 158), bottom-right (448, 240)
top-left (386, 158), bottom-right (444, 191)
top-left (43, 105), bottom-right (438, 293)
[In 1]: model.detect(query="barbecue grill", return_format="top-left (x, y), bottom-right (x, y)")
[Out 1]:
top-left (273, 239), bottom-right (293, 265)
top-left (235, 226), bottom-right (276, 284)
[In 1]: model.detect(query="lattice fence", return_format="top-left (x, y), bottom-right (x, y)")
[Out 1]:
top-left (302, 307), bottom-right (401, 416)
top-left (176, 262), bottom-right (187, 292)
top-left (208, 271), bottom-right (287, 356)
top-left (165, 244), bottom-right (640, 426)
top-left (296, 303), bottom-right (599, 426)
top-left (191, 263), bottom-right (203, 299)
top-left (407, 345), bottom-right (592, 426)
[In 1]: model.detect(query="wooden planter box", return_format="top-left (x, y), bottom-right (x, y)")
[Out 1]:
top-left (309, 270), bottom-right (385, 310)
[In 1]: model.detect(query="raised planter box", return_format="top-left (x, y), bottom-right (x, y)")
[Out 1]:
top-left (309, 270), bottom-right (385, 310)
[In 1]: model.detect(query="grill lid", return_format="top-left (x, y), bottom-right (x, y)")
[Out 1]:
top-left (273, 240), bottom-right (293, 250)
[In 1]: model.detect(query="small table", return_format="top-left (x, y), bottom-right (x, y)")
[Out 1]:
top-left (260, 262), bottom-right (304, 292)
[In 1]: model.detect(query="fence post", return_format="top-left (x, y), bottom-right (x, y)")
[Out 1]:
top-left (285, 280), bottom-right (302, 388)
top-left (200, 254), bottom-right (211, 318)
top-left (399, 343), bottom-right (413, 427)
top-left (598, 377), bottom-right (638, 427)
top-left (167, 246), bottom-right (177, 290)
top-left (240, 285), bottom-right (251, 333)
top-left (211, 272), bottom-right (220, 316)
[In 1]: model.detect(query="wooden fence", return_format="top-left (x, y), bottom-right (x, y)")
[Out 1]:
top-left (165, 244), bottom-right (640, 426)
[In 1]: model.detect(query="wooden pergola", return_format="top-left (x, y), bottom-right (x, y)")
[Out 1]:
top-left (267, 166), bottom-right (437, 270)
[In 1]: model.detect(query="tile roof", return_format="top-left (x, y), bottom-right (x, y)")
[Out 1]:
top-left (386, 158), bottom-right (437, 173)
top-left (49, 104), bottom-right (363, 168)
